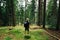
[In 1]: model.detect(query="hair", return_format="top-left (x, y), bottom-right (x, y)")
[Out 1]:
top-left (26, 18), bottom-right (29, 21)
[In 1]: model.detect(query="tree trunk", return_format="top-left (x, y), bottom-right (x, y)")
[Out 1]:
top-left (11, 0), bottom-right (16, 26)
top-left (6, 0), bottom-right (16, 26)
top-left (0, 1), bottom-right (3, 26)
top-left (43, 0), bottom-right (46, 28)
top-left (56, 0), bottom-right (60, 30)
top-left (37, 0), bottom-right (43, 26)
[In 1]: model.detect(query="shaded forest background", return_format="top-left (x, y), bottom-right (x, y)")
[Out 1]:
top-left (0, 0), bottom-right (60, 30)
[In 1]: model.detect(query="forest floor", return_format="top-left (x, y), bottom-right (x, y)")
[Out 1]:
top-left (0, 25), bottom-right (58, 40)
top-left (44, 28), bottom-right (60, 40)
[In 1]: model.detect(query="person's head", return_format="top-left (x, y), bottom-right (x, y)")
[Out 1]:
top-left (26, 18), bottom-right (29, 21)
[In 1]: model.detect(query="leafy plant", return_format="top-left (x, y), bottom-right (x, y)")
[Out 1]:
top-left (4, 36), bottom-right (12, 40)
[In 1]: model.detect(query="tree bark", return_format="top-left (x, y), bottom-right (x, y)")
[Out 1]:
top-left (6, 0), bottom-right (16, 26)
top-left (43, 0), bottom-right (46, 28)
top-left (37, 0), bottom-right (43, 26)
top-left (56, 0), bottom-right (60, 30)
top-left (0, 1), bottom-right (3, 26)
top-left (11, 0), bottom-right (16, 26)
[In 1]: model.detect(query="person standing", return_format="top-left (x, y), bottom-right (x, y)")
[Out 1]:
top-left (24, 18), bottom-right (30, 34)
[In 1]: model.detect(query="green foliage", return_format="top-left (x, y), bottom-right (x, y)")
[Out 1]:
top-left (0, 0), bottom-right (7, 26)
top-left (20, 7), bottom-right (24, 24)
top-left (30, 0), bottom-right (36, 24)
top-left (4, 36), bottom-right (12, 40)
top-left (15, 0), bottom-right (36, 24)
top-left (23, 0), bottom-right (36, 24)
top-left (10, 29), bottom-right (21, 35)
top-left (47, 0), bottom-right (57, 29)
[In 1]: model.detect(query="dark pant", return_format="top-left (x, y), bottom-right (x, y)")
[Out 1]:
top-left (25, 27), bottom-right (29, 31)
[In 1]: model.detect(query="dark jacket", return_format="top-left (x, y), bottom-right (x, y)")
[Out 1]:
top-left (24, 21), bottom-right (29, 28)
